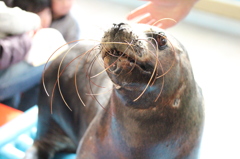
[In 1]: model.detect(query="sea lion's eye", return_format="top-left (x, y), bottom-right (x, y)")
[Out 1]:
top-left (156, 33), bottom-right (167, 47)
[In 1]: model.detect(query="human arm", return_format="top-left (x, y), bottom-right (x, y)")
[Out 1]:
top-left (127, 0), bottom-right (199, 29)
top-left (0, 33), bottom-right (32, 70)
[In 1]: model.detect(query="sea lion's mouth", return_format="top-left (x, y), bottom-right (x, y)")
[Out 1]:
top-left (103, 49), bottom-right (153, 75)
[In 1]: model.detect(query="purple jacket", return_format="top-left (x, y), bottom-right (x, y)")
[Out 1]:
top-left (0, 33), bottom-right (31, 70)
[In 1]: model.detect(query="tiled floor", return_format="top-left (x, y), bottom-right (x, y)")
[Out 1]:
top-left (72, 0), bottom-right (240, 158)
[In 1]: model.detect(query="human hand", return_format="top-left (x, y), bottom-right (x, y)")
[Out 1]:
top-left (127, 0), bottom-right (198, 29)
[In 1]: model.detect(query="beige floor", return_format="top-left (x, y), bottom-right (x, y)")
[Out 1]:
top-left (72, 0), bottom-right (240, 158)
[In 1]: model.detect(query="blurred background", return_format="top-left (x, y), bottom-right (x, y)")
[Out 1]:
top-left (71, 0), bottom-right (240, 158)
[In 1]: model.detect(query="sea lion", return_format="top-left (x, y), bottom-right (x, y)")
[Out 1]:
top-left (24, 23), bottom-right (204, 159)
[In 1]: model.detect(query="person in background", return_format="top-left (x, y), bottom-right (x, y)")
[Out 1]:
top-left (1, 0), bottom-right (71, 110)
top-left (11, 0), bottom-right (52, 28)
top-left (50, 0), bottom-right (80, 42)
top-left (127, 0), bottom-right (199, 29)
top-left (0, 1), bottom-right (43, 109)
top-left (0, 1), bottom-right (40, 38)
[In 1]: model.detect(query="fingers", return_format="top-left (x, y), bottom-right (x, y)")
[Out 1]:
top-left (126, 2), bottom-right (179, 29)
top-left (128, 15), bottom-right (176, 29)
top-left (127, 2), bottom-right (150, 20)
top-left (127, 3), bottom-right (158, 25)
top-left (135, 13), bottom-right (152, 24)
top-left (153, 18), bottom-right (178, 29)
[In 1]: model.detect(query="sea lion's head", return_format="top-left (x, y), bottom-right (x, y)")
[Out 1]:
top-left (101, 23), bottom-right (195, 109)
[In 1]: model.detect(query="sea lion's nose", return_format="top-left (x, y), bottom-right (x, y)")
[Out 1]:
top-left (112, 23), bottom-right (128, 33)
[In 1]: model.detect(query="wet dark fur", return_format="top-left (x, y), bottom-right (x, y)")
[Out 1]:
top-left (24, 23), bottom-right (204, 159)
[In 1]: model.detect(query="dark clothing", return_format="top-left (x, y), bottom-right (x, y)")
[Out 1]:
top-left (50, 13), bottom-right (80, 43)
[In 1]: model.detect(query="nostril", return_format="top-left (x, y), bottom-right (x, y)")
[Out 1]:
top-left (118, 23), bottom-right (126, 27)
top-left (113, 23), bottom-right (127, 32)
top-left (113, 23), bottom-right (126, 27)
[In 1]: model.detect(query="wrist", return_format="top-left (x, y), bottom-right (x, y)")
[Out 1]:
top-left (151, 0), bottom-right (198, 7)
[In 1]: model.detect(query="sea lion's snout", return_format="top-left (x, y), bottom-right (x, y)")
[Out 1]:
top-left (100, 23), bottom-right (174, 92)
top-left (101, 23), bottom-right (157, 88)
top-left (101, 23), bottom-right (148, 57)
top-left (111, 23), bottom-right (130, 37)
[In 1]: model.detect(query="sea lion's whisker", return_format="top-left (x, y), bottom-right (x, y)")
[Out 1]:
top-left (143, 35), bottom-right (175, 79)
top-left (100, 44), bottom-right (120, 74)
top-left (131, 38), bottom-right (163, 102)
top-left (95, 52), bottom-right (105, 67)
top-left (153, 46), bottom-right (164, 103)
top-left (91, 42), bottom-right (134, 78)
top-left (43, 39), bottom-right (101, 100)
top-left (112, 41), bottom-right (132, 77)
top-left (43, 43), bottom-right (69, 97)
top-left (147, 47), bottom-right (158, 87)
top-left (152, 36), bottom-right (177, 102)
top-left (89, 51), bottom-right (120, 79)
top-left (154, 77), bottom-right (164, 102)
top-left (147, 43), bottom-right (164, 102)
top-left (43, 39), bottom-right (100, 96)
top-left (53, 40), bottom-right (101, 111)
top-left (145, 36), bottom-right (166, 102)
top-left (133, 59), bottom-right (158, 102)
top-left (50, 52), bottom-right (86, 113)
top-left (104, 50), bottom-right (119, 58)
top-left (152, 18), bottom-right (177, 27)
top-left (133, 37), bottom-right (165, 102)
top-left (54, 41), bottom-right (100, 112)
top-left (123, 40), bottom-right (138, 75)
top-left (87, 59), bottom-right (108, 113)
top-left (137, 37), bottom-right (159, 82)
top-left (133, 47), bottom-right (159, 102)
top-left (84, 47), bottom-right (117, 102)
top-left (156, 38), bottom-right (176, 79)
top-left (55, 42), bottom-right (83, 112)
top-left (85, 51), bottom-right (108, 89)
top-left (49, 42), bottom-right (86, 113)
top-left (89, 51), bottom-right (112, 79)
top-left (90, 52), bottom-right (119, 78)
top-left (74, 45), bottom-right (100, 107)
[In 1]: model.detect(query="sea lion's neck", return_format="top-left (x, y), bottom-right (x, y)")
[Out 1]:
top-left (108, 89), bottom-right (174, 148)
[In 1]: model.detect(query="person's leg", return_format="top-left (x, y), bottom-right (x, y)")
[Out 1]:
top-left (0, 61), bottom-right (46, 107)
